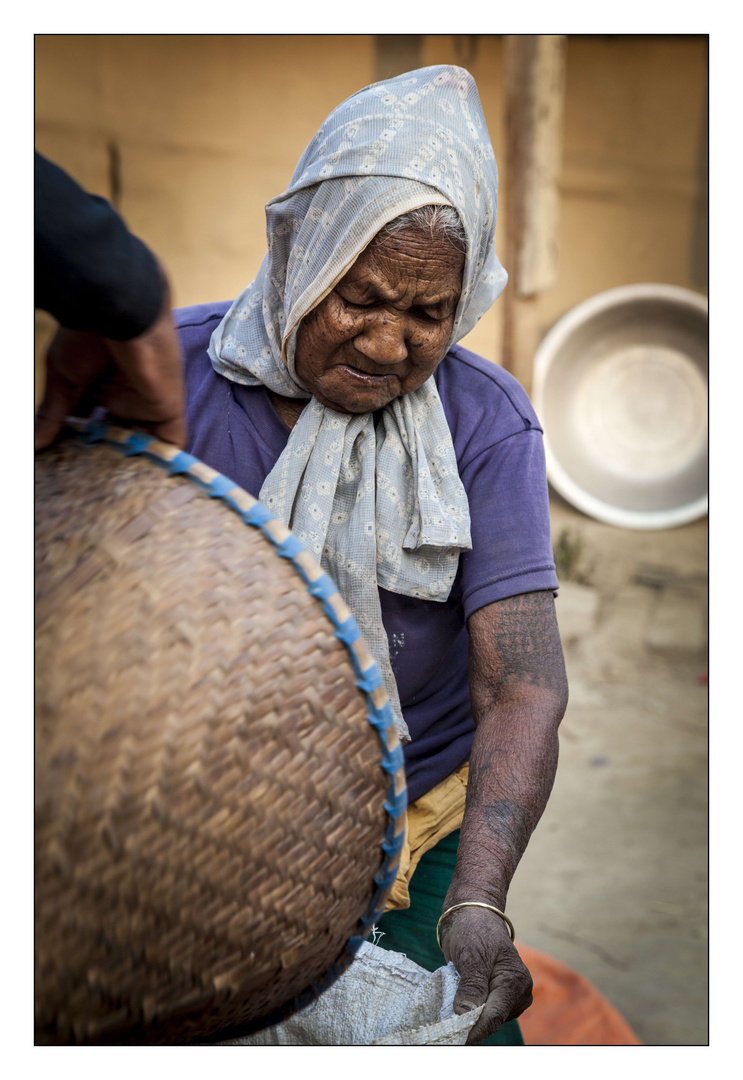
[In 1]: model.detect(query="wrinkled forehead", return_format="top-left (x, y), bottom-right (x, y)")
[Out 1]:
top-left (347, 226), bottom-right (466, 297)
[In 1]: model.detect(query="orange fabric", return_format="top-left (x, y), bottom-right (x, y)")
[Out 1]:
top-left (515, 942), bottom-right (642, 1046)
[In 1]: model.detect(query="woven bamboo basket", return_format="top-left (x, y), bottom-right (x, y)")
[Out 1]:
top-left (35, 421), bottom-right (406, 1045)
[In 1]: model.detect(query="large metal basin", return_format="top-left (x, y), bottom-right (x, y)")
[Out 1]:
top-left (533, 284), bottom-right (708, 530)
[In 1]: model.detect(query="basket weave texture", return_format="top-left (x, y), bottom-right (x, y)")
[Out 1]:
top-left (35, 428), bottom-right (403, 1045)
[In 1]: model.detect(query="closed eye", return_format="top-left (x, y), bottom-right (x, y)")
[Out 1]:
top-left (335, 288), bottom-right (375, 308)
top-left (336, 289), bottom-right (453, 320)
top-left (414, 306), bottom-right (448, 322)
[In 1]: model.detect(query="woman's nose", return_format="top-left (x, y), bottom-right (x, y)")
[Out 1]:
top-left (353, 312), bottom-right (408, 365)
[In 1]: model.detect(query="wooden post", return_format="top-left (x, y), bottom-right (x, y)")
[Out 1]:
top-left (502, 35), bottom-right (567, 394)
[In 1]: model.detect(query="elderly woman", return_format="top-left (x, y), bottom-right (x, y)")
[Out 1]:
top-left (175, 65), bottom-right (567, 1045)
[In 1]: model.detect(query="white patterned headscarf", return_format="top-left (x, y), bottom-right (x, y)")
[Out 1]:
top-left (209, 65), bottom-right (507, 742)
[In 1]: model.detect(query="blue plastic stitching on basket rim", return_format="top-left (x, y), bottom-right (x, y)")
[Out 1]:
top-left (72, 420), bottom-right (408, 1025)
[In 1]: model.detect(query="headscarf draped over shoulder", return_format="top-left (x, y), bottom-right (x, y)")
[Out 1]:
top-left (209, 66), bottom-right (507, 741)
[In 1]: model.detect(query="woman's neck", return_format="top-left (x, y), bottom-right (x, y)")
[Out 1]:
top-left (268, 391), bottom-right (382, 430)
top-left (267, 390), bottom-right (307, 430)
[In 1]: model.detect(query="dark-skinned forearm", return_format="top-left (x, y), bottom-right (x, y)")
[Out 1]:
top-left (445, 592), bottom-right (568, 911)
top-left (446, 687), bottom-right (563, 909)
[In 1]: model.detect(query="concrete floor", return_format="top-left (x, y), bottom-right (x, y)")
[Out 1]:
top-left (507, 494), bottom-right (708, 1046)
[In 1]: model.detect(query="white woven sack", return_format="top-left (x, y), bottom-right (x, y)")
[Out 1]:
top-left (221, 940), bottom-right (483, 1046)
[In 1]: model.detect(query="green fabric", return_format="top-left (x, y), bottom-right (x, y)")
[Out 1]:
top-left (374, 829), bottom-right (524, 1046)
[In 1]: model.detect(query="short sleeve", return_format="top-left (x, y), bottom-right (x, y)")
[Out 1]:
top-left (458, 426), bottom-right (559, 620)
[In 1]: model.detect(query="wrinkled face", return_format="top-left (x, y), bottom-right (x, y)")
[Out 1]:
top-left (294, 228), bottom-right (465, 414)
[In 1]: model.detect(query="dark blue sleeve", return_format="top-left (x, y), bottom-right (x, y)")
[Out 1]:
top-left (436, 345), bottom-right (559, 617)
top-left (459, 427), bottom-right (559, 619)
top-left (34, 152), bottom-right (163, 340)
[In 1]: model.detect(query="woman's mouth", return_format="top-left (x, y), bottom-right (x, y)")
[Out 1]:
top-left (338, 364), bottom-right (396, 385)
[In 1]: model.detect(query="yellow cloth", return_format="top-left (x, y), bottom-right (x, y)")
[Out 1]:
top-left (384, 762), bottom-right (469, 912)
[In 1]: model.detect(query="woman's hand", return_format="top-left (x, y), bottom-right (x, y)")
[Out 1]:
top-left (35, 267), bottom-right (186, 450)
top-left (440, 905), bottom-right (533, 1043)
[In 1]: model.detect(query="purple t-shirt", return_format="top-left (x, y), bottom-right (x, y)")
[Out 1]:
top-left (176, 302), bottom-right (559, 804)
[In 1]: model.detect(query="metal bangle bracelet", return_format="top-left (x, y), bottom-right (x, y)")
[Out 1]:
top-left (436, 901), bottom-right (516, 951)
